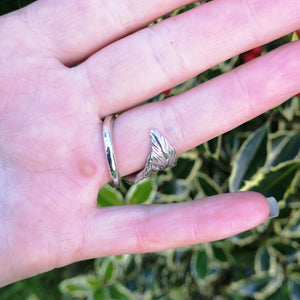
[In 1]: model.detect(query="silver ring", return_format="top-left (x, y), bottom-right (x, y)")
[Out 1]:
top-left (125, 129), bottom-right (177, 184)
top-left (102, 115), bottom-right (120, 186)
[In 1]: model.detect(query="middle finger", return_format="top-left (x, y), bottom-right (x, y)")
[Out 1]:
top-left (75, 0), bottom-right (300, 117)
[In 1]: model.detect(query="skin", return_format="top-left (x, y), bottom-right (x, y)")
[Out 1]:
top-left (0, 0), bottom-right (299, 287)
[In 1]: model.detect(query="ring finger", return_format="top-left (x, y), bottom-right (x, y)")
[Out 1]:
top-left (104, 41), bottom-right (300, 182)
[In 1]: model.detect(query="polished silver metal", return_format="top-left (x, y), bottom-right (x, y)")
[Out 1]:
top-left (125, 129), bottom-right (177, 184)
top-left (102, 115), bottom-right (120, 186)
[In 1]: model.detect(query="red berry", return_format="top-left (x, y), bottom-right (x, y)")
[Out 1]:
top-left (251, 46), bottom-right (263, 56)
top-left (296, 93), bottom-right (300, 98)
top-left (162, 88), bottom-right (172, 95)
top-left (241, 46), bottom-right (263, 63)
top-left (297, 30), bottom-right (300, 38)
top-left (241, 52), bottom-right (257, 63)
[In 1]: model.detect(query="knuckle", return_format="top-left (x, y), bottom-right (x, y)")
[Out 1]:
top-left (77, 213), bottom-right (94, 257)
top-left (240, 0), bottom-right (262, 44)
top-left (190, 201), bottom-right (203, 242)
top-left (232, 68), bottom-right (254, 114)
top-left (267, 41), bottom-right (300, 97)
top-left (107, 0), bottom-right (136, 31)
top-left (280, 41), bottom-right (300, 77)
top-left (133, 206), bottom-right (153, 252)
top-left (147, 23), bottom-right (189, 86)
top-left (158, 99), bottom-right (188, 152)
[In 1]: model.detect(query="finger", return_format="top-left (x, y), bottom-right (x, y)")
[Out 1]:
top-left (111, 40), bottom-right (300, 178)
top-left (78, 192), bottom-right (269, 258)
top-left (19, 0), bottom-right (198, 65)
top-left (76, 0), bottom-right (300, 116)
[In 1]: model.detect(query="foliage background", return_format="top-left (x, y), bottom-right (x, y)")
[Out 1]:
top-left (1, 0), bottom-right (300, 299)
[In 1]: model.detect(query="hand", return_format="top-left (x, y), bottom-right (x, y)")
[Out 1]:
top-left (0, 0), bottom-right (299, 287)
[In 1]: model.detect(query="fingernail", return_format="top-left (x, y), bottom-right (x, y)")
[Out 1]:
top-left (266, 197), bottom-right (279, 219)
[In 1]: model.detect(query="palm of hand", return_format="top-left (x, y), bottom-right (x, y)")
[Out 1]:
top-left (0, 26), bottom-right (104, 279)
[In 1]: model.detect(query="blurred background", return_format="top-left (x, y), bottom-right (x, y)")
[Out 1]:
top-left (0, 1), bottom-right (300, 299)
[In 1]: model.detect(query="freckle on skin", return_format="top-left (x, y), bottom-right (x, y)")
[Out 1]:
top-left (78, 161), bottom-right (97, 178)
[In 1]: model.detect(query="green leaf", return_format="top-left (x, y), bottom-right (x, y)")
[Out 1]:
top-left (93, 289), bottom-right (108, 300)
top-left (158, 179), bottom-right (190, 202)
top-left (108, 284), bottom-right (134, 300)
top-left (59, 275), bottom-right (102, 297)
top-left (126, 179), bottom-right (155, 204)
top-left (271, 239), bottom-right (300, 258)
top-left (288, 279), bottom-right (300, 300)
top-left (291, 32), bottom-right (299, 41)
top-left (171, 154), bottom-right (200, 180)
top-left (190, 245), bottom-right (223, 289)
top-left (278, 97), bottom-right (300, 121)
top-left (103, 261), bottom-right (115, 282)
top-left (204, 136), bottom-right (222, 157)
top-left (255, 246), bottom-right (276, 275)
top-left (229, 275), bottom-right (273, 297)
top-left (169, 287), bottom-right (190, 300)
top-left (287, 264), bottom-right (300, 280)
top-left (197, 172), bottom-right (222, 196)
top-left (94, 257), bottom-right (117, 284)
top-left (229, 266), bottom-right (284, 300)
top-left (97, 185), bottom-right (124, 207)
top-left (266, 131), bottom-right (300, 170)
top-left (267, 282), bottom-right (290, 300)
top-left (229, 124), bottom-right (268, 192)
top-left (122, 255), bottom-right (141, 277)
top-left (241, 161), bottom-right (300, 200)
top-left (208, 241), bottom-right (232, 267)
top-left (191, 249), bottom-right (209, 280)
top-left (281, 209), bottom-right (300, 238)
top-left (230, 229), bottom-right (258, 246)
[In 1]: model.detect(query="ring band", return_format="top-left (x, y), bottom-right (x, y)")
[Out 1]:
top-left (102, 115), bottom-right (178, 186)
top-left (102, 115), bottom-right (120, 186)
top-left (125, 129), bottom-right (177, 184)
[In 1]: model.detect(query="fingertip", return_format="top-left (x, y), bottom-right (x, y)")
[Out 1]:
top-left (197, 192), bottom-right (271, 240)
top-left (241, 192), bottom-right (279, 222)
top-left (231, 191), bottom-right (272, 227)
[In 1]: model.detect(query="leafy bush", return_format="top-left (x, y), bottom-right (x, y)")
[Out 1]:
top-left (1, 1), bottom-right (300, 299)
top-left (75, 97), bottom-right (299, 300)
top-left (57, 101), bottom-right (300, 300)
